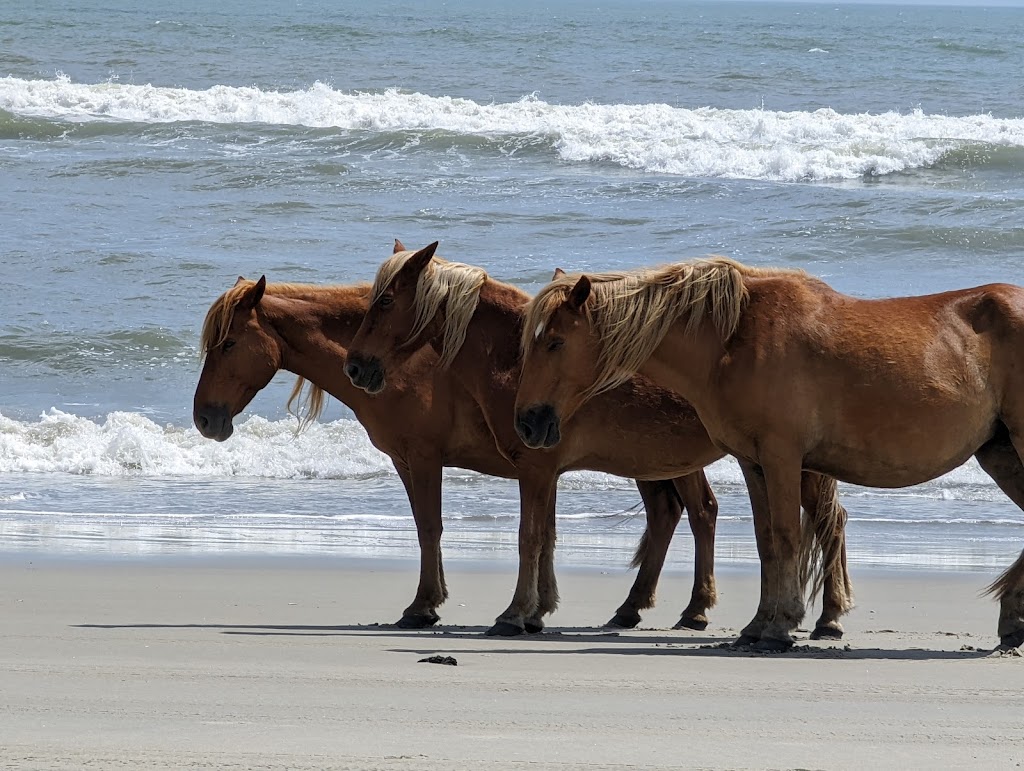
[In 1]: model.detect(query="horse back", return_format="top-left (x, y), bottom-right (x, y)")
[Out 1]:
top-left (963, 283), bottom-right (1024, 335)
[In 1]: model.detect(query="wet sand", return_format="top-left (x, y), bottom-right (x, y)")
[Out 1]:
top-left (0, 555), bottom-right (1021, 770)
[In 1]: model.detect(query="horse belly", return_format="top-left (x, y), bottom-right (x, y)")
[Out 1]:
top-left (576, 454), bottom-right (716, 481)
top-left (562, 415), bottom-right (723, 480)
top-left (809, 417), bottom-right (993, 488)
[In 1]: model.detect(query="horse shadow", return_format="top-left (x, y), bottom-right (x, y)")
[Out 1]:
top-left (72, 621), bottom-right (1001, 659)
top-left (73, 621), bottom-right (721, 646)
top-left (387, 643), bottom-right (997, 661)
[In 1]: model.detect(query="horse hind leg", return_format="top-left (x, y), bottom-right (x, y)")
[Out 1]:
top-left (800, 473), bottom-right (854, 641)
top-left (607, 478), bottom-right (685, 629)
top-left (975, 432), bottom-right (1024, 650)
top-left (674, 471), bottom-right (719, 630)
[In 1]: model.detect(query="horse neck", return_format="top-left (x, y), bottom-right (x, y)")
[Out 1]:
top-left (638, 313), bottom-right (728, 406)
top-left (261, 288), bottom-right (368, 394)
top-left (424, 276), bottom-right (528, 450)
top-left (446, 277), bottom-right (527, 380)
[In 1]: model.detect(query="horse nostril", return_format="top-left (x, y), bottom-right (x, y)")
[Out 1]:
top-left (345, 361), bottom-right (361, 382)
top-left (198, 414), bottom-right (210, 431)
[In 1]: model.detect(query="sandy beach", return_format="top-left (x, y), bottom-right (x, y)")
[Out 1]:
top-left (1, 555), bottom-right (1021, 770)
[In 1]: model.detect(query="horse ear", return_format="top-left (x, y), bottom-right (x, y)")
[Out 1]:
top-left (566, 275), bottom-right (591, 312)
top-left (239, 275), bottom-right (266, 310)
top-left (552, 267), bottom-right (567, 281)
top-left (234, 275), bottom-right (247, 286)
top-left (393, 239), bottom-right (406, 254)
top-left (399, 241), bottom-right (439, 279)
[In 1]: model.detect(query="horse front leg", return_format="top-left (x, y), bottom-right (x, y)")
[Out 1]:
top-left (488, 471), bottom-right (557, 637)
top-left (757, 455), bottom-right (806, 652)
top-left (394, 460), bottom-right (446, 629)
top-left (608, 478), bottom-right (683, 629)
top-left (529, 479), bottom-right (561, 633)
top-left (737, 460), bottom-right (774, 646)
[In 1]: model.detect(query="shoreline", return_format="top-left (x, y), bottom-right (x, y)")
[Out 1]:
top-left (0, 545), bottom-right (1011, 592)
top-left (2, 504), bottom-right (1019, 574)
top-left (0, 544), bottom-right (1009, 575)
top-left (2, 554), bottom-right (1022, 769)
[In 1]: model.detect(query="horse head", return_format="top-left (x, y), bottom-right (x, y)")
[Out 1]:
top-left (344, 241), bottom-right (443, 394)
top-left (193, 275), bottom-right (280, 440)
top-left (514, 274), bottom-right (600, 449)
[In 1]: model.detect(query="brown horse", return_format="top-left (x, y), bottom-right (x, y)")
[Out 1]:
top-left (516, 255), bottom-right (1024, 651)
top-left (193, 274), bottom-right (728, 634)
top-left (344, 242), bottom-right (853, 638)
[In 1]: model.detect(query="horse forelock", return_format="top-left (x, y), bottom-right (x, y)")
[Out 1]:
top-left (521, 281), bottom-right (575, 357)
top-left (369, 250), bottom-right (416, 305)
top-left (371, 249), bottom-right (487, 369)
top-left (200, 280), bottom-right (258, 358)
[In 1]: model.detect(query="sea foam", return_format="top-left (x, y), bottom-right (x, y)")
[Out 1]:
top-left (3, 76), bottom-right (1024, 182)
top-left (0, 408), bottom-right (1005, 504)
top-left (0, 409), bottom-right (392, 479)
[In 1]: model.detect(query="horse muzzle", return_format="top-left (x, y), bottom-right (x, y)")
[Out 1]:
top-left (194, 403), bottom-right (234, 442)
top-left (345, 353), bottom-right (386, 395)
top-left (514, 404), bottom-right (562, 449)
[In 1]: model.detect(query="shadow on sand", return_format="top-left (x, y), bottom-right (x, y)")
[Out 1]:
top-left (73, 621), bottom-right (1002, 660)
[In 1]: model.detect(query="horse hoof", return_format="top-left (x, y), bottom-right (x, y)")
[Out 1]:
top-left (396, 612), bottom-right (440, 629)
top-left (674, 616), bottom-right (709, 631)
top-left (999, 629), bottom-right (1024, 650)
top-left (810, 625), bottom-right (843, 641)
top-left (486, 621), bottom-right (526, 637)
top-left (753, 637), bottom-right (794, 653)
top-left (524, 618), bottom-right (545, 634)
top-left (732, 634), bottom-right (760, 647)
top-left (606, 613), bottom-right (641, 629)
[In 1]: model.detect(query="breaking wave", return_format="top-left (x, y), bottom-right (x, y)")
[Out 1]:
top-left (4, 76), bottom-right (1024, 182)
top-left (0, 409), bottom-right (1010, 505)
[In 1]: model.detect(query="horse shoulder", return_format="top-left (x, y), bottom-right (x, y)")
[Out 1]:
top-left (729, 276), bottom-right (836, 360)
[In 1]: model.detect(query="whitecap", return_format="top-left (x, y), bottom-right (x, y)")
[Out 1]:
top-left (4, 76), bottom-right (1024, 182)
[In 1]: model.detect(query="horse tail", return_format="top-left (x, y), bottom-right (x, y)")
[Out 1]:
top-left (798, 474), bottom-right (854, 613)
top-left (984, 549), bottom-right (1024, 600)
top-left (286, 376), bottom-right (327, 432)
top-left (629, 527), bottom-right (651, 570)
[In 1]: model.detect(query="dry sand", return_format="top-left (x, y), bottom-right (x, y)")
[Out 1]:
top-left (1, 555), bottom-right (1021, 770)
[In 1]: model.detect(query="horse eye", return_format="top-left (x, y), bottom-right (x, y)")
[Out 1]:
top-left (223, 339), bottom-right (236, 351)
top-left (379, 294), bottom-right (394, 308)
top-left (547, 338), bottom-right (564, 353)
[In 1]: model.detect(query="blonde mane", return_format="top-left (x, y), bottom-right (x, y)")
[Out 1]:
top-left (523, 256), bottom-right (803, 398)
top-left (371, 249), bottom-right (487, 369)
top-left (201, 279), bottom-right (370, 431)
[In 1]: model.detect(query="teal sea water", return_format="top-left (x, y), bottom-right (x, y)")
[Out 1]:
top-left (2, 0), bottom-right (1024, 574)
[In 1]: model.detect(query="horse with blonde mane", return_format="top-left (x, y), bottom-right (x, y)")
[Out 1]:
top-left (344, 242), bottom-right (853, 638)
top-left (516, 256), bottom-right (1024, 651)
top-left (193, 272), bottom-right (731, 633)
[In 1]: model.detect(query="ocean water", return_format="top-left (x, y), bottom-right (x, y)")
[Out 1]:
top-left (2, 0), bottom-right (1024, 578)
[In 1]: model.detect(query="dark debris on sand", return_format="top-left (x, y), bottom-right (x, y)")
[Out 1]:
top-left (418, 655), bottom-right (458, 666)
